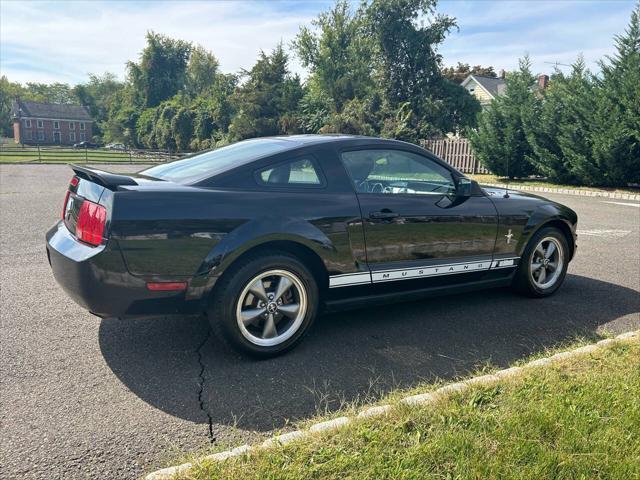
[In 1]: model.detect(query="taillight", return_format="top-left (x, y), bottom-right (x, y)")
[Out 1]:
top-left (62, 176), bottom-right (79, 219)
top-left (62, 191), bottom-right (71, 219)
top-left (75, 200), bottom-right (107, 246)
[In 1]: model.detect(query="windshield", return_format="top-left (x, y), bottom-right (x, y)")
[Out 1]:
top-left (142, 138), bottom-right (295, 183)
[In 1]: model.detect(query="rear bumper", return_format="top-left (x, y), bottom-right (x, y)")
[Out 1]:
top-left (46, 221), bottom-right (202, 317)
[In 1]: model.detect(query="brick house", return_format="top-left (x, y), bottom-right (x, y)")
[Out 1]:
top-left (11, 99), bottom-right (93, 145)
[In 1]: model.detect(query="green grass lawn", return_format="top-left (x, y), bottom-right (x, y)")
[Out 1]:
top-left (179, 337), bottom-right (639, 480)
top-left (0, 145), bottom-right (175, 164)
top-left (469, 173), bottom-right (639, 195)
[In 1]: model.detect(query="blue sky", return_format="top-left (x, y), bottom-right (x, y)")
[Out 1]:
top-left (0, 0), bottom-right (635, 85)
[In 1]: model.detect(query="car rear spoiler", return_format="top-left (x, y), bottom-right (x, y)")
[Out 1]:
top-left (70, 164), bottom-right (138, 190)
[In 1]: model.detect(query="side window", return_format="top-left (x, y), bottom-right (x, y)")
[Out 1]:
top-left (341, 149), bottom-right (455, 195)
top-left (257, 158), bottom-right (322, 187)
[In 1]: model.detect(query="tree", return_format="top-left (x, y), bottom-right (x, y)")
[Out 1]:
top-left (366, 0), bottom-right (479, 139)
top-left (127, 31), bottom-right (191, 108)
top-left (591, 3), bottom-right (640, 186)
top-left (442, 62), bottom-right (497, 84)
top-left (293, 1), bottom-right (374, 112)
top-left (185, 45), bottom-right (220, 97)
top-left (524, 58), bottom-right (600, 184)
top-left (228, 44), bottom-right (304, 140)
top-left (0, 76), bottom-right (26, 137)
top-left (470, 57), bottom-right (538, 178)
top-left (73, 73), bottom-right (123, 141)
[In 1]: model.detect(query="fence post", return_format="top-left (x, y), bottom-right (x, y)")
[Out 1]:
top-left (85, 145), bottom-right (88, 164)
top-left (38, 144), bottom-right (41, 163)
top-left (129, 149), bottom-right (132, 164)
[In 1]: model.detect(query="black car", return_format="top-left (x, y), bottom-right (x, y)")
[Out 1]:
top-left (47, 135), bottom-right (578, 357)
top-left (73, 141), bottom-right (99, 149)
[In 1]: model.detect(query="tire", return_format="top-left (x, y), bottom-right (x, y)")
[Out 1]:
top-left (512, 226), bottom-right (569, 298)
top-left (207, 251), bottom-right (319, 358)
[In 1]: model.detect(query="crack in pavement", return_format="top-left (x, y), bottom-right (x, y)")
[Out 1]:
top-left (196, 327), bottom-right (215, 444)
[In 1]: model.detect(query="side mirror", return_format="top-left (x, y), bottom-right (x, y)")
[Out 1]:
top-left (456, 177), bottom-right (473, 198)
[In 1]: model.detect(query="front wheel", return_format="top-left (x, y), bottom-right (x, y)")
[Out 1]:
top-left (512, 226), bottom-right (569, 297)
top-left (208, 252), bottom-right (319, 358)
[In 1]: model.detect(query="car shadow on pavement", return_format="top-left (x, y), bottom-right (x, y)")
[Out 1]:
top-left (99, 274), bottom-right (640, 433)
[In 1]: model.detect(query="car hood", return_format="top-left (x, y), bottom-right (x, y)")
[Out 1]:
top-left (481, 185), bottom-right (548, 201)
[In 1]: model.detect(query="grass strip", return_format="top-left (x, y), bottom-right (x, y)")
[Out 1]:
top-left (181, 338), bottom-right (640, 480)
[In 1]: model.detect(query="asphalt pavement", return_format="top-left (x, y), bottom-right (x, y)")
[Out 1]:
top-left (1, 164), bottom-right (638, 479)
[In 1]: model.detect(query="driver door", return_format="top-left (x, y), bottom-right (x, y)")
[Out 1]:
top-left (341, 148), bottom-right (498, 283)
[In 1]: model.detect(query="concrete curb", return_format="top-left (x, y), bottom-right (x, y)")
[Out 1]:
top-left (145, 330), bottom-right (639, 480)
top-left (482, 183), bottom-right (640, 201)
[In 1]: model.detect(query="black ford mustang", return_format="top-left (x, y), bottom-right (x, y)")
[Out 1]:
top-left (47, 135), bottom-right (577, 357)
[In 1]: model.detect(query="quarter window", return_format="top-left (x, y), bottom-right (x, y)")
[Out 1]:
top-left (341, 149), bottom-right (455, 195)
top-left (257, 158), bottom-right (322, 186)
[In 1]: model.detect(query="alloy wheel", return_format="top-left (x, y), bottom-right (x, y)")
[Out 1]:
top-left (235, 269), bottom-right (307, 347)
top-left (530, 236), bottom-right (564, 290)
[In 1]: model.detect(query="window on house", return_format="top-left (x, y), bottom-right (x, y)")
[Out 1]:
top-left (80, 122), bottom-right (85, 130)
top-left (256, 158), bottom-right (323, 187)
top-left (53, 121), bottom-right (60, 130)
top-left (24, 119), bottom-right (32, 128)
top-left (37, 120), bottom-right (44, 129)
top-left (26, 130), bottom-right (33, 140)
top-left (69, 122), bottom-right (75, 130)
top-left (80, 133), bottom-right (86, 141)
top-left (69, 132), bottom-right (76, 142)
top-left (37, 131), bottom-right (45, 141)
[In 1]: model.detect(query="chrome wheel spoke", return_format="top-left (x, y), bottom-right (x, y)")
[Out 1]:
top-left (262, 313), bottom-right (277, 339)
top-left (273, 276), bottom-right (293, 302)
top-left (544, 242), bottom-right (556, 259)
top-left (249, 279), bottom-right (269, 302)
top-left (240, 308), bottom-right (266, 326)
top-left (537, 267), bottom-right (547, 284)
top-left (278, 303), bottom-right (300, 319)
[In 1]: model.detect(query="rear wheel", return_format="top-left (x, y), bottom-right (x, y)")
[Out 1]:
top-left (513, 226), bottom-right (569, 297)
top-left (208, 252), bottom-right (318, 358)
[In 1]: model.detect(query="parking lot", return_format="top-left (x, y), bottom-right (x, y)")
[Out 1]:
top-left (1, 164), bottom-right (638, 479)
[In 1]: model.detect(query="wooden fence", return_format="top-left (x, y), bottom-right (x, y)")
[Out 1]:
top-left (421, 138), bottom-right (489, 174)
top-left (0, 144), bottom-right (184, 164)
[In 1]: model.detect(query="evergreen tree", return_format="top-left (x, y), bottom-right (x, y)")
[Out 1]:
top-left (524, 58), bottom-right (599, 184)
top-left (470, 57), bottom-right (538, 178)
top-left (592, 4), bottom-right (640, 186)
top-left (228, 44), bottom-right (304, 140)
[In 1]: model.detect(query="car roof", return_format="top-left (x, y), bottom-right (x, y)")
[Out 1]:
top-left (258, 134), bottom-right (417, 149)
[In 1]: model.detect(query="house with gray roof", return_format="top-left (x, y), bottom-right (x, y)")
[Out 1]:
top-left (461, 72), bottom-right (550, 107)
top-left (11, 99), bottom-right (94, 145)
top-left (460, 74), bottom-right (507, 106)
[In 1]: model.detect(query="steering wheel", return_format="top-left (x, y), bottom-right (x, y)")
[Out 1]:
top-left (369, 182), bottom-right (384, 193)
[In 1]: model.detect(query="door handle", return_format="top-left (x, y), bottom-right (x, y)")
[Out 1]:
top-left (369, 210), bottom-right (399, 219)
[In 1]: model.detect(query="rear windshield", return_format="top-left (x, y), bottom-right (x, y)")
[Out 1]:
top-left (142, 138), bottom-right (294, 183)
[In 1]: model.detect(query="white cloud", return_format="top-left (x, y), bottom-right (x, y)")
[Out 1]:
top-left (0, 1), bottom-right (322, 84)
top-left (0, 0), bottom-right (635, 85)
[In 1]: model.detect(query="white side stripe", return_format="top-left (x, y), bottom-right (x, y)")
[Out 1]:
top-left (329, 272), bottom-right (372, 288)
top-left (329, 257), bottom-right (519, 288)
